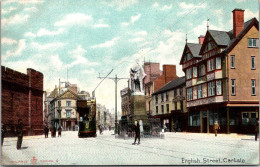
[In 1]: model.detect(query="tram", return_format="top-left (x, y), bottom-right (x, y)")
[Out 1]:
top-left (77, 98), bottom-right (97, 137)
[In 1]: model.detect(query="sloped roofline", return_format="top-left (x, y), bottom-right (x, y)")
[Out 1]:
top-left (180, 43), bottom-right (198, 65)
top-left (53, 89), bottom-right (82, 101)
top-left (199, 31), bottom-right (220, 55)
top-left (226, 18), bottom-right (259, 53)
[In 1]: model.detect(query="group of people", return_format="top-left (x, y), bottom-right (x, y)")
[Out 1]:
top-left (44, 125), bottom-right (62, 138)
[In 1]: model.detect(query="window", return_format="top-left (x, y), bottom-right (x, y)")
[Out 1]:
top-left (251, 56), bottom-right (255, 69)
top-left (161, 93), bottom-right (164, 102)
top-left (186, 68), bottom-right (192, 79)
top-left (190, 112), bottom-right (200, 126)
top-left (251, 113), bottom-right (257, 125)
top-left (155, 95), bottom-right (158, 104)
top-left (193, 67), bottom-right (197, 78)
top-left (198, 85), bottom-right (202, 99)
top-left (161, 105), bottom-right (164, 114)
top-left (248, 38), bottom-right (258, 48)
top-left (166, 92), bottom-right (169, 101)
top-left (242, 113), bottom-right (249, 125)
top-left (180, 88), bottom-right (183, 96)
top-left (66, 101), bottom-right (71, 107)
top-left (216, 57), bottom-right (221, 69)
top-left (180, 101), bottom-right (183, 111)
top-left (187, 88), bottom-right (193, 101)
top-left (156, 106), bottom-right (158, 114)
top-left (66, 110), bottom-right (71, 118)
top-left (175, 102), bottom-right (177, 110)
top-left (166, 104), bottom-right (169, 113)
top-left (252, 79), bottom-right (256, 95)
top-left (231, 79), bottom-right (236, 96)
top-left (208, 58), bottom-right (215, 71)
top-left (187, 53), bottom-right (192, 61)
top-left (208, 81), bottom-right (215, 96)
top-left (216, 80), bottom-right (222, 95)
top-left (174, 89), bottom-right (177, 97)
top-left (231, 55), bottom-right (235, 68)
top-left (198, 64), bottom-right (206, 76)
top-left (58, 101), bottom-right (61, 107)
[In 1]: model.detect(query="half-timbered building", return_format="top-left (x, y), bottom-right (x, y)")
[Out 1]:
top-left (180, 9), bottom-right (259, 134)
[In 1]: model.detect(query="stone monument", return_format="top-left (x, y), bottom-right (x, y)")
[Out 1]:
top-left (129, 59), bottom-right (148, 125)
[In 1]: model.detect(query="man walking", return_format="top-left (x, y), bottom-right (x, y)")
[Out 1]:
top-left (58, 126), bottom-right (62, 137)
top-left (214, 121), bottom-right (220, 137)
top-left (132, 121), bottom-right (140, 145)
top-left (44, 125), bottom-right (49, 138)
top-left (16, 119), bottom-right (23, 150)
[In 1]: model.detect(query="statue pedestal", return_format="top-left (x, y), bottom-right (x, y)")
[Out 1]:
top-left (130, 95), bottom-right (148, 124)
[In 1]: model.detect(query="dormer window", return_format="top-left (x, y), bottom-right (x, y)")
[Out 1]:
top-left (187, 53), bottom-right (192, 61)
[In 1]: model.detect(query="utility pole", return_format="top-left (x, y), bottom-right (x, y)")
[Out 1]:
top-left (58, 78), bottom-right (67, 127)
top-left (98, 74), bottom-right (129, 134)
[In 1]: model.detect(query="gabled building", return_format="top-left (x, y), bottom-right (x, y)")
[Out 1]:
top-left (152, 76), bottom-right (186, 132)
top-left (50, 89), bottom-right (81, 130)
top-left (180, 9), bottom-right (259, 134)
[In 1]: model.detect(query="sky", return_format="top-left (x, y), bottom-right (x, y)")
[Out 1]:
top-left (1, 0), bottom-right (259, 114)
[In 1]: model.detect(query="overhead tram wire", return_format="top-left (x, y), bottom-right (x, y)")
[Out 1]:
top-left (109, 0), bottom-right (209, 72)
top-left (110, 0), bottom-right (223, 74)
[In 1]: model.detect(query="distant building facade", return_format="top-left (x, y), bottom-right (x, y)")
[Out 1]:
top-left (2, 66), bottom-right (44, 136)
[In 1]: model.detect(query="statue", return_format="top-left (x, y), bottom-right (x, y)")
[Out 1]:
top-left (130, 59), bottom-right (146, 94)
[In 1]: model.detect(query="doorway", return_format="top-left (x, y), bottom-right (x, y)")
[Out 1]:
top-left (202, 118), bottom-right (207, 133)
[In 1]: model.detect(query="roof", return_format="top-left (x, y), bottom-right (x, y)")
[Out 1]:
top-left (52, 89), bottom-right (81, 102)
top-left (180, 43), bottom-right (202, 64)
top-left (153, 76), bottom-right (185, 95)
top-left (208, 30), bottom-right (231, 46)
top-left (48, 87), bottom-right (58, 98)
top-left (187, 43), bottom-right (202, 58)
top-left (225, 18), bottom-right (259, 52)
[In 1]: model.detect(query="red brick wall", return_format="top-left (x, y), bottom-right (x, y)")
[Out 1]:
top-left (2, 66), bottom-right (44, 136)
top-left (163, 65), bottom-right (178, 84)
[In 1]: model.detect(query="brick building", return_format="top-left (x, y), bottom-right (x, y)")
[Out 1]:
top-left (152, 76), bottom-right (186, 132)
top-left (2, 66), bottom-right (44, 136)
top-left (180, 9), bottom-right (259, 134)
top-left (143, 63), bottom-right (178, 116)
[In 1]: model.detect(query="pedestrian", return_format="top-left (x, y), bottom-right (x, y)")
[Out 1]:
top-left (2, 123), bottom-right (7, 146)
top-left (99, 125), bottom-right (102, 134)
top-left (58, 126), bottom-right (62, 137)
top-left (51, 125), bottom-right (56, 137)
top-left (16, 119), bottom-right (23, 150)
top-left (132, 121), bottom-right (140, 145)
top-left (255, 120), bottom-right (259, 141)
top-left (44, 125), bottom-right (49, 138)
top-left (214, 121), bottom-right (220, 137)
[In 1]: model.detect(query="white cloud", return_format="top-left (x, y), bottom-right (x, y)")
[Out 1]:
top-left (68, 45), bottom-right (99, 68)
top-left (134, 30), bottom-right (147, 36)
top-left (24, 7), bottom-right (38, 12)
top-left (214, 9), bottom-right (224, 15)
top-left (178, 2), bottom-right (206, 15)
top-left (129, 37), bottom-right (145, 43)
top-left (25, 28), bottom-right (65, 37)
top-left (30, 42), bottom-right (65, 50)
top-left (244, 8), bottom-right (259, 21)
top-left (54, 13), bottom-right (93, 27)
top-left (83, 68), bottom-right (95, 74)
top-left (91, 37), bottom-right (119, 48)
top-left (49, 54), bottom-right (63, 70)
top-left (2, 0), bottom-right (45, 5)
top-left (153, 2), bottom-right (172, 10)
top-left (121, 14), bottom-right (141, 26)
top-left (103, 0), bottom-right (138, 10)
top-left (2, 14), bottom-right (30, 27)
top-left (2, 37), bottom-right (18, 45)
top-left (3, 39), bottom-right (26, 60)
top-left (234, 0), bottom-right (246, 2)
top-left (93, 23), bottom-right (110, 28)
top-left (1, 7), bottom-right (17, 15)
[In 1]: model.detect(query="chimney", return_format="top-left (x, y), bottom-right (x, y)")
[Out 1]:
top-left (198, 35), bottom-right (205, 45)
top-left (233, 9), bottom-right (244, 38)
top-left (163, 65), bottom-right (177, 84)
